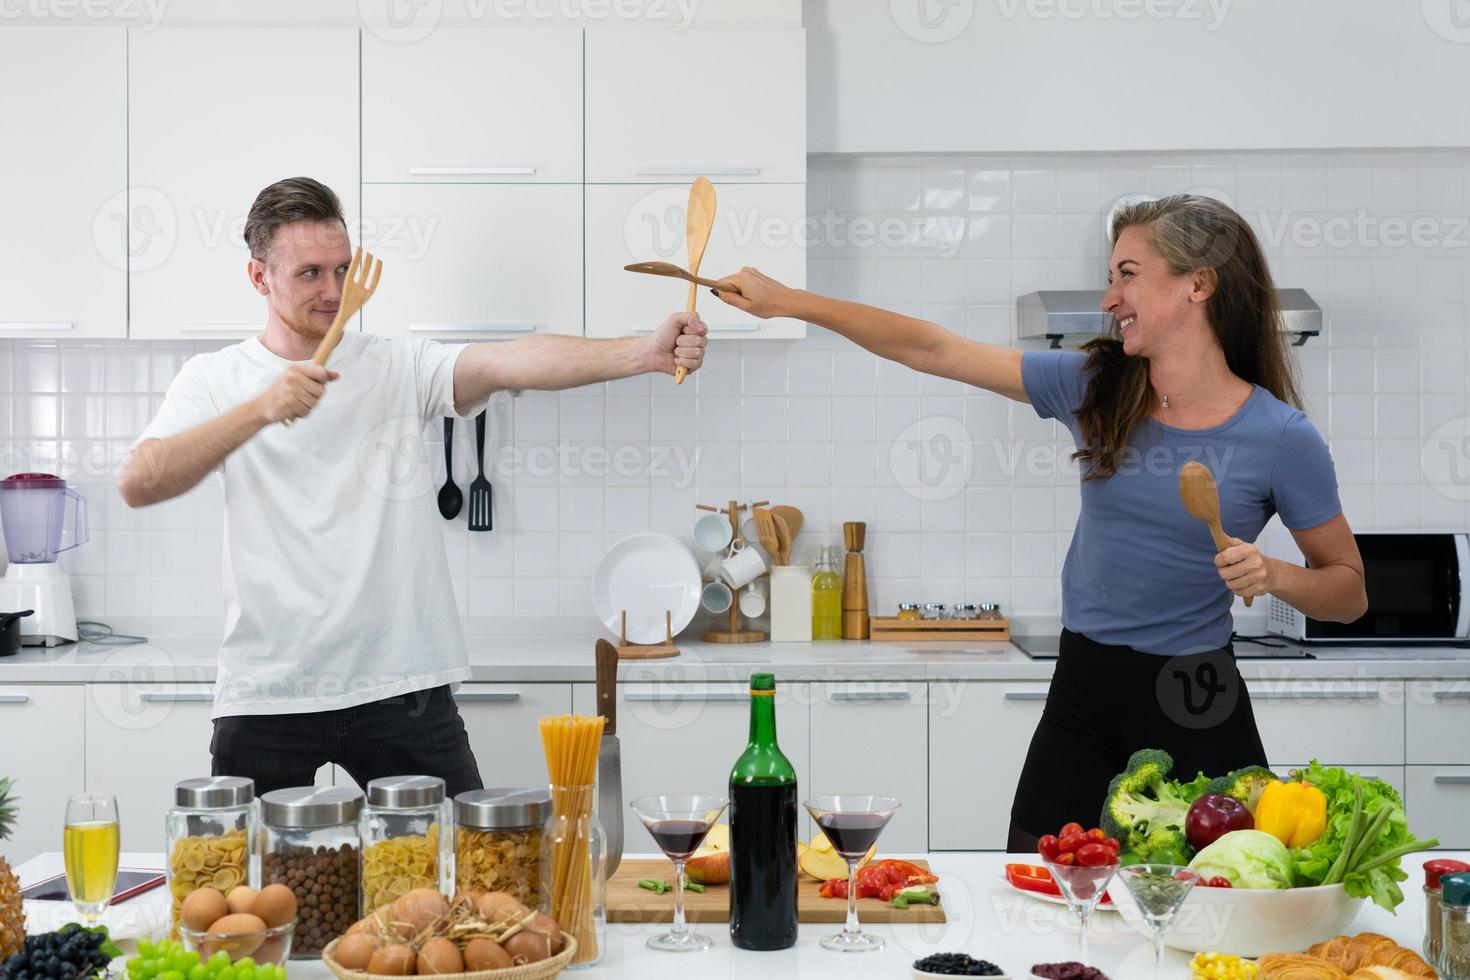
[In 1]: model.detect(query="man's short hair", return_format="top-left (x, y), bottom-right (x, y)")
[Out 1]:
top-left (244, 177), bottom-right (346, 263)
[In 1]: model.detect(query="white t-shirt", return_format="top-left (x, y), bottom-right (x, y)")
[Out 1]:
top-left (134, 332), bottom-right (488, 718)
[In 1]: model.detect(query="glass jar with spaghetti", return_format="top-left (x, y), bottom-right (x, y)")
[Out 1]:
top-left (165, 777), bottom-right (257, 938)
top-left (453, 788), bottom-right (550, 912)
top-left (260, 786), bottom-right (363, 957)
top-left (360, 776), bottom-right (448, 914)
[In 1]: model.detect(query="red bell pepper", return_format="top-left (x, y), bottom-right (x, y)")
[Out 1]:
top-left (1005, 863), bottom-right (1062, 897)
top-left (820, 859), bottom-right (940, 901)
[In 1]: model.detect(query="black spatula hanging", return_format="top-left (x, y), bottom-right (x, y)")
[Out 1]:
top-left (468, 409), bottom-right (493, 532)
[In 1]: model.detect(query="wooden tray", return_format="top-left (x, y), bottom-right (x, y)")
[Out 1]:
top-left (605, 859), bottom-right (945, 924)
top-left (869, 616), bottom-right (1010, 642)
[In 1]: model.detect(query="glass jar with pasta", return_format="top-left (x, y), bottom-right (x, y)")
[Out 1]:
top-left (453, 788), bottom-right (550, 911)
top-left (360, 776), bottom-right (447, 913)
top-left (165, 777), bottom-right (257, 938)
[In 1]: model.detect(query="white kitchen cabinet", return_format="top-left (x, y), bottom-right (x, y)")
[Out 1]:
top-left (811, 683), bottom-right (927, 853)
top-left (1248, 681), bottom-right (1405, 768)
top-left (585, 183), bottom-right (805, 339)
top-left (362, 30), bottom-right (581, 184)
top-left (85, 685), bottom-right (331, 852)
top-left (571, 682), bottom-right (811, 853)
top-left (584, 30), bottom-right (804, 184)
top-left (128, 29), bottom-right (359, 340)
top-left (1405, 767), bottom-right (1470, 850)
top-left (360, 185), bottom-right (582, 340)
top-left (1406, 683), bottom-right (1470, 765)
top-left (0, 29), bottom-right (125, 339)
top-left (929, 681), bottom-right (1048, 850)
top-left (457, 683), bottom-right (573, 790)
top-left (0, 686), bottom-right (86, 864)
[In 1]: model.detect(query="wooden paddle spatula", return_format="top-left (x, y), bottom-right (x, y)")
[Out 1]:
top-left (1179, 460), bottom-right (1253, 607)
top-left (624, 261), bottom-right (739, 293)
top-left (675, 178), bottom-right (717, 386)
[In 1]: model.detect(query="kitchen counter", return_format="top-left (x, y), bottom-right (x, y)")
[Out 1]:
top-left (2, 633), bottom-right (1469, 684)
top-left (15, 850), bottom-right (1461, 979)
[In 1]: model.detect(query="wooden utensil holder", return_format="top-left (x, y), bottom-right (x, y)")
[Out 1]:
top-left (696, 498), bottom-right (767, 644)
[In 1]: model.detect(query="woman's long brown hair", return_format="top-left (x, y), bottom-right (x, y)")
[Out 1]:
top-left (1074, 194), bottom-right (1304, 481)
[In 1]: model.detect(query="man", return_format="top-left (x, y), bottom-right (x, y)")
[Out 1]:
top-left (118, 177), bottom-right (707, 795)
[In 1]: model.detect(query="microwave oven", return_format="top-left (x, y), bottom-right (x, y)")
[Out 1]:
top-left (1265, 531), bottom-right (1470, 643)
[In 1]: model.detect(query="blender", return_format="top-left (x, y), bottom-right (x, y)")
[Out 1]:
top-left (0, 473), bottom-right (87, 646)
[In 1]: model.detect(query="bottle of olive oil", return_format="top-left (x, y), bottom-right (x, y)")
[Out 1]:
top-left (811, 545), bottom-right (842, 640)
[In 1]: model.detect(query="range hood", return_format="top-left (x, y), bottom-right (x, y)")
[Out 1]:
top-left (1016, 288), bottom-right (1322, 348)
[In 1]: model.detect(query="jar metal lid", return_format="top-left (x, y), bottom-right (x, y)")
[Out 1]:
top-left (261, 786), bottom-right (364, 828)
top-left (367, 775), bottom-right (446, 810)
top-left (897, 603), bottom-right (920, 611)
top-left (953, 603), bottom-right (978, 611)
top-left (454, 787), bottom-right (551, 829)
top-left (979, 603), bottom-right (1000, 611)
top-left (922, 602), bottom-right (946, 609)
top-left (174, 776), bottom-right (255, 810)
top-left (1444, 871), bottom-right (1470, 907)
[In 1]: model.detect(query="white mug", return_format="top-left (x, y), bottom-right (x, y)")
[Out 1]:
top-left (693, 513), bottom-right (734, 553)
top-left (739, 577), bottom-right (768, 618)
top-left (701, 581), bottom-right (733, 614)
top-left (719, 539), bottom-right (767, 590)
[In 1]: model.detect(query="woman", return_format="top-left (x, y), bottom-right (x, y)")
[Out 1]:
top-left (713, 195), bottom-right (1368, 851)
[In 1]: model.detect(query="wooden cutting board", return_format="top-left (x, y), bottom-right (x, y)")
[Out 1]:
top-left (606, 859), bottom-right (946, 924)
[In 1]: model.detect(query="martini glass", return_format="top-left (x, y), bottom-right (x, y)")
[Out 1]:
top-left (1042, 857), bottom-right (1119, 966)
top-left (629, 795), bottom-right (728, 952)
top-left (1117, 864), bottom-right (1199, 976)
top-left (803, 795), bottom-right (901, 952)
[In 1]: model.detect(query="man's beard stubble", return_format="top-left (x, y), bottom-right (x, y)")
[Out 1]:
top-left (279, 307), bottom-right (328, 341)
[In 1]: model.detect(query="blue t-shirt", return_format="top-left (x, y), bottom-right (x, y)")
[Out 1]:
top-left (1022, 350), bottom-right (1342, 655)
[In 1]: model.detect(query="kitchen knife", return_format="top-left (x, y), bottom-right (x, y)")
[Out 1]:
top-left (595, 638), bottom-right (624, 877)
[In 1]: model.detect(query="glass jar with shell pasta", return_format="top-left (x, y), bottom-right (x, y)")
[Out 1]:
top-left (165, 777), bottom-right (257, 938)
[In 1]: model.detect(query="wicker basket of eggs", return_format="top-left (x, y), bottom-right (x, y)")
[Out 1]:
top-left (322, 889), bottom-right (574, 980)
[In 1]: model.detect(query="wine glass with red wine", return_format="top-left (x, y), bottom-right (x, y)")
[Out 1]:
top-left (802, 794), bottom-right (902, 952)
top-left (629, 794), bottom-right (729, 952)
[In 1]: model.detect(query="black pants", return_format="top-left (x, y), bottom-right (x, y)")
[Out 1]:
top-left (211, 685), bottom-right (484, 797)
top-left (1008, 629), bottom-right (1268, 849)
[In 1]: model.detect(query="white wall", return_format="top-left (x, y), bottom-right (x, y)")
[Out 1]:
top-left (807, 0), bottom-right (1470, 153)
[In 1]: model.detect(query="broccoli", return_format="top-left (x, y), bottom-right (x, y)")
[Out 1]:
top-left (1204, 765), bottom-right (1278, 812)
top-left (1134, 826), bottom-right (1191, 866)
top-left (1099, 748), bottom-right (1194, 848)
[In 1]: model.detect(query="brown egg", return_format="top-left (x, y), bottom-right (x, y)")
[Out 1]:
top-left (462, 938), bottom-right (512, 972)
top-left (529, 913), bottom-right (562, 954)
top-left (366, 944), bottom-right (417, 976)
top-left (224, 886), bottom-right (258, 915)
top-left (203, 913), bottom-right (269, 958)
top-left (503, 929), bottom-right (553, 965)
top-left (391, 889), bottom-right (449, 936)
top-left (180, 887), bottom-right (230, 934)
top-left (473, 891), bottom-right (526, 926)
top-left (251, 884), bottom-right (298, 929)
top-left (415, 937), bottom-right (464, 975)
top-left (333, 933), bottom-right (380, 971)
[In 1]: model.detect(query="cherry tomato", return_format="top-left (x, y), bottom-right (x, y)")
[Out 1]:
top-left (1076, 842), bottom-right (1112, 867)
top-left (1059, 822), bottom-right (1084, 839)
top-left (1037, 834), bottom-right (1061, 861)
top-left (1101, 840), bottom-right (1120, 858)
top-left (1058, 833), bottom-right (1085, 855)
top-left (1053, 851), bottom-right (1077, 866)
top-left (1083, 828), bottom-right (1106, 843)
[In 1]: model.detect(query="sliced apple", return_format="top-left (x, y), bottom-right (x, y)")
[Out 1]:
top-left (685, 824), bottom-right (730, 885)
top-left (798, 831), bottom-right (877, 880)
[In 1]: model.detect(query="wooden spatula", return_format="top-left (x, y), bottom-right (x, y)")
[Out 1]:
top-left (624, 261), bottom-right (740, 293)
top-left (772, 513), bottom-right (793, 566)
top-left (312, 246), bottom-right (383, 366)
top-left (770, 505), bottom-right (803, 549)
top-left (1179, 460), bottom-right (1253, 607)
top-left (675, 178), bottom-right (717, 386)
top-left (751, 506), bottom-right (781, 560)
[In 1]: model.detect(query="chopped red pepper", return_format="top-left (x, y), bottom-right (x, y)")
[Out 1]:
top-left (820, 859), bottom-right (940, 901)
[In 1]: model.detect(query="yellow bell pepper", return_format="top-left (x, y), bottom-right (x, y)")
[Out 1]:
top-left (1254, 779), bottom-right (1327, 848)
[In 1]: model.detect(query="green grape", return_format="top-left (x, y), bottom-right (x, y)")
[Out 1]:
top-left (234, 958), bottom-right (255, 972)
top-left (161, 970), bottom-right (186, 980)
top-left (188, 964), bottom-right (208, 980)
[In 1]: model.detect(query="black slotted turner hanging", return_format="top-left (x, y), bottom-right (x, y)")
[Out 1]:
top-left (468, 409), bottom-right (493, 531)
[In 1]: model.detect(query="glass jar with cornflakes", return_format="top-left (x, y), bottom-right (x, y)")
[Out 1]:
top-left (165, 777), bottom-right (257, 937)
top-left (453, 788), bottom-right (550, 911)
top-left (360, 776), bottom-right (448, 913)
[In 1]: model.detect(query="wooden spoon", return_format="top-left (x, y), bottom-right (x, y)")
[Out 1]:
top-left (676, 177), bottom-right (717, 386)
top-left (751, 507), bottom-right (781, 560)
top-left (770, 506), bottom-right (803, 550)
top-left (1179, 460), bottom-right (1253, 607)
top-left (772, 513), bottom-right (792, 566)
top-left (624, 261), bottom-right (741, 294)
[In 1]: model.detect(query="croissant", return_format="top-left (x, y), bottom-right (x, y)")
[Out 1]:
top-left (1349, 969), bottom-right (1415, 980)
top-left (1306, 933), bottom-right (1437, 977)
top-left (1257, 953), bottom-right (1349, 979)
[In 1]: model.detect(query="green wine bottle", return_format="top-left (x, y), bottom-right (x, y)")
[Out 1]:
top-left (728, 672), bottom-right (799, 950)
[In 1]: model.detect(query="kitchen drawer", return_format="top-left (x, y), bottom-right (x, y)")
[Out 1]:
top-left (457, 683), bottom-right (573, 790)
top-left (572, 682), bottom-right (811, 853)
top-left (86, 684), bottom-right (332, 852)
top-left (1247, 680), bottom-right (1404, 768)
top-left (585, 183), bottom-right (806, 339)
top-left (811, 683), bottom-right (927, 853)
top-left (1275, 763), bottom-right (1404, 796)
top-left (1406, 681), bottom-right (1470, 764)
top-left (929, 681), bottom-right (1048, 850)
top-left (363, 29), bottom-right (581, 183)
top-left (0, 686), bottom-right (86, 865)
top-left (360, 184), bottom-right (582, 340)
top-left (1405, 766), bottom-right (1470, 849)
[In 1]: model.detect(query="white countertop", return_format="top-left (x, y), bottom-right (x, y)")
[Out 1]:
top-left (15, 850), bottom-right (1458, 979)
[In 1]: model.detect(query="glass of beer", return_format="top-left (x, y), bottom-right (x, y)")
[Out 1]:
top-left (63, 793), bottom-right (119, 923)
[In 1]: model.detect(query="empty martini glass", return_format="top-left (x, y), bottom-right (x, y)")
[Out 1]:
top-left (803, 795), bottom-right (902, 952)
top-left (1117, 864), bottom-right (1200, 976)
top-left (1042, 857), bottom-right (1119, 965)
top-left (628, 795), bottom-right (728, 952)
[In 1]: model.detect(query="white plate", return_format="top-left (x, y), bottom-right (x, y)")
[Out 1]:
top-left (591, 532), bottom-right (702, 644)
top-left (998, 875), bottom-right (1116, 909)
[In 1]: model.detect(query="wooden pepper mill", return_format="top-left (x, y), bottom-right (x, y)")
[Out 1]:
top-left (842, 521), bottom-right (870, 639)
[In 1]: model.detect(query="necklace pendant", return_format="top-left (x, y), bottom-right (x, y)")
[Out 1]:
top-left (1162, 395), bottom-right (1170, 409)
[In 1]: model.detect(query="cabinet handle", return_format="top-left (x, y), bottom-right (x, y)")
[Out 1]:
top-left (0, 322), bottom-right (72, 332)
top-left (1433, 775), bottom-right (1470, 786)
top-left (408, 324), bottom-right (539, 334)
top-left (625, 691), bottom-right (748, 703)
top-left (139, 692), bottom-right (213, 702)
top-left (1433, 691), bottom-right (1470, 703)
top-left (632, 167), bottom-right (762, 177)
top-left (408, 167), bottom-right (537, 176)
top-left (1004, 692), bottom-right (1048, 701)
top-left (1251, 691), bottom-right (1381, 702)
top-left (181, 324), bottom-right (258, 334)
top-left (455, 692), bottom-right (521, 703)
top-left (631, 323), bottom-right (759, 335)
top-left (830, 691), bottom-right (911, 703)
top-left (0, 694), bottom-right (30, 704)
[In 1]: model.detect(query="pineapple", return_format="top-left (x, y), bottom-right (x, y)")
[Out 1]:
top-left (0, 778), bottom-right (24, 961)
